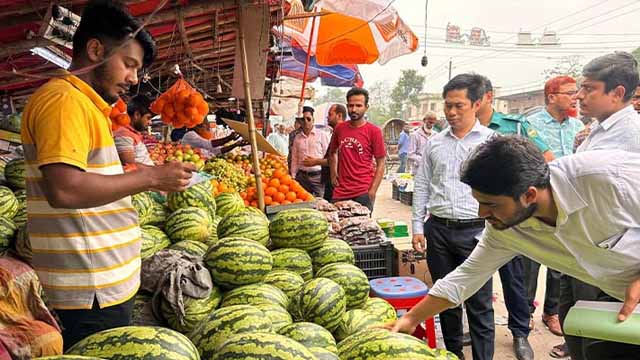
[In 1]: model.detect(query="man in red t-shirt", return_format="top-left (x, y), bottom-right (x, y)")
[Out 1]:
top-left (329, 88), bottom-right (386, 212)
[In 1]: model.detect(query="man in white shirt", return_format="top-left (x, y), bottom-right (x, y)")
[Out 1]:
top-left (266, 124), bottom-right (289, 156)
top-left (412, 74), bottom-right (496, 360)
top-left (407, 112), bottom-right (438, 175)
top-left (290, 106), bottom-right (330, 197)
top-left (391, 135), bottom-right (640, 360)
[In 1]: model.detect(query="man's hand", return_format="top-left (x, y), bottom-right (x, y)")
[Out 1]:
top-left (618, 277), bottom-right (640, 321)
top-left (146, 161), bottom-right (195, 192)
top-left (378, 313), bottom-right (421, 334)
top-left (331, 174), bottom-right (339, 187)
top-left (368, 188), bottom-right (377, 204)
top-left (303, 157), bottom-right (320, 167)
top-left (412, 233), bottom-right (426, 253)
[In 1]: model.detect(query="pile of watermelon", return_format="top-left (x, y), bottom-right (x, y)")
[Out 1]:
top-left (0, 158), bottom-right (27, 255)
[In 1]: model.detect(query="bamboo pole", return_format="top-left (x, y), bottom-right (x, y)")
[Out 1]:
top-left (237, 3), bottom-right (265, 212)
top-left (298, 12), bottom-right (318, 114)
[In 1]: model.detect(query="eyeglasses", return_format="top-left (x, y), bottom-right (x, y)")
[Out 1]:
top-left (552, 91), bottom-right (578, 96)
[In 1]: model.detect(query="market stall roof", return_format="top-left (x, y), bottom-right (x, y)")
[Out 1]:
top-left (0, 0), bottom-right (285, 115)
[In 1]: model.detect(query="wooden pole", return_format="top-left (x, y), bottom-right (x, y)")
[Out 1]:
top-left (298, 12), bottom-right (318, 114)
top-left (237, 3), bottom-right (265, 212)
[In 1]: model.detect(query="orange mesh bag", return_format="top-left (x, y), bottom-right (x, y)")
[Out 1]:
top-left (150, 78), bottom-right (209, 128)
top-left (109, 98), bottom-right (130, 131)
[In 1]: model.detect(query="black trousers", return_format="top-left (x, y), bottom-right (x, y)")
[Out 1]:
top-left (558, 275), bottom-right (640, 360)
top-left (295, 171), bottom-right (325, 198)
top-left (425, 218), bottom-right (494, 360)
top-left (498, 256), bottom-right (531, 338)
top-left (56, 296), bottom-right (135, 351)
top-left (523, 257), bottom-right (561, 315)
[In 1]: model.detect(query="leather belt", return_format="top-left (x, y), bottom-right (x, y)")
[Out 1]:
top-left (298, 169), bottom-right (322, 177)
top-left (430, 215), bottom-right (485, 229)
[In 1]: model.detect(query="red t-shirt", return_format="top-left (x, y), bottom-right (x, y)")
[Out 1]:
top-left (329, 121), bottom-right (386, 200)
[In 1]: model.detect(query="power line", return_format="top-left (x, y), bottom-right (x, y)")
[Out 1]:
top-left (408, 25), bottom-right (640, 37)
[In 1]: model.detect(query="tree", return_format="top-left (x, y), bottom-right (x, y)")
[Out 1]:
top-left (314, 88), bottom-right (347, 105)
top-left (542, 55), bottom-right (584, 80)
top-left (389, 70), bottom-right (425, 118)
top-left (366, 80), bottom-right (393, 125)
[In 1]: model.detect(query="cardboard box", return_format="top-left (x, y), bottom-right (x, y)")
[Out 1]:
top-left (393, 237), bottom-right (433, 286)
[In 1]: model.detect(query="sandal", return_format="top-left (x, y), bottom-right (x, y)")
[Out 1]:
top-left (549, 342), bottom-right (570, 358)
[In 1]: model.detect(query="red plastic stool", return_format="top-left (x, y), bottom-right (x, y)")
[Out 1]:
top-left (369, 276), bottom-right (437, 348)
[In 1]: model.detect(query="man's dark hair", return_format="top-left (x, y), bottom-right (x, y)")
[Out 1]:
top-left (127, 94), bottom-right (152, 116)
top-left (302, 106), bottom-right (315, 115)
top-left (461, 135), bottom-right (550, 200)
top-left (333, 104), bottom-right (347, 119)
top-left (582, 51), bottom-right (639, 102)
top-left (73, 0), bottom-right (157, 68)
top-left (442, 73), bottom-right (486, 103)
top-left (346, 87), bottom-right (369, 105)
top-left (481, 75), bottom-right (493, 93)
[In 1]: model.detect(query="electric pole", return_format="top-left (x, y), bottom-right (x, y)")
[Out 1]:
top-left (448, 58), bottom-right (452, 80)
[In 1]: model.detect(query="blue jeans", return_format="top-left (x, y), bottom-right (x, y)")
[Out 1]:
top-left (397, 153), bottom-right (408, 173)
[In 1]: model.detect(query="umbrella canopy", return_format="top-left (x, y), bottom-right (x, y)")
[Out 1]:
top-left (281, 0), bottom-right (419, 66)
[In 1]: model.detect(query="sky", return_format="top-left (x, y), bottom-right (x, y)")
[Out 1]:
top-left (318, 0), bottom-right (640, 97)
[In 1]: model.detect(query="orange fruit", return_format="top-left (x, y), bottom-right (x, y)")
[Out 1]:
top-left (282, 200), bottom-right (292, 205)
top-left (280, 175), bottom-right (293, 186)
top-left (218, 183), bottom-right (228, 192)
top-left (271, 201), bottom-right (281, 206)
top-left (243, 199), bottom-right (250, 206)
top-left (274, 192), bottom-right (286, 203)
top-left (290, 182), bottom-right (303, 193)
top-left (273, 169), bottom-right (286, 179)
top-left (250, 200), bottom-right (258, 208)
top-left (240, 192), bottom-right (247, 200)
top-left (294, 199), bottom-right (304, 203)
top-left (278, 185), bottom-right (290, 194)
top-left (211, 179), bottom-right (220, 187)
top-left (265, 186), bottom-right (278, 196)
top-left (269, 178), bottom-right (281, 188)
top-left (286, 191), bottom-right (297, 202)
top-left (264, 195), bottom-right (273, 205)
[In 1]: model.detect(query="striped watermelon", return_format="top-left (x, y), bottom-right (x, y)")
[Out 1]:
top-left (216, 210), bottom-right (270, 246)
top-left (206, 217), bottom-right (221, 246)
top-left (337, 328), bottom-right (438, 360)
top-left (132, 192), bottom-right (154, 225)
top-left (278, 322), bottom-right (338, 354)
top-left (165, 207), bottom-right (211, 243)
top-left (271, 248), bottom-right (313, 281)
top-left (269, 209), bottom-right (328, 250)
top-left (220, 283), bottom-right (289, 309)
top-left (362, 297), bottom-right (397, 323)
top-left (189, 305), bottom-right (272, 357)
top-left (168, 182), bottom-right (216, 216)
top-left (290, 278), bottom-right (346, 332)
top-left (0, 186), bottom-right (18, 220)
top-left (162, 285), bottom-right (222, 334)
top-left (263, 270), bottom-right (305, 300)
top-left (333, 309), bottom-right (383, 341)
top-left (212, 332), bottom-right (316, 360)
top-left (14, 225), bottom-right (31, 263)
top-left (315, 263), bottom-right (370, 310)
top-left (309, 238), bottom-right (355, 272)
top-left (245, 205), bottom-right (268, 219)
top-left (254, 303), bottom-right (293, 332)
top-left (4, 158), bottom-right (25, 190)
top-left (147, 201), bottom-right (169, 228)
top-left (36, 356), bottom-right (106, 359)
top-left (140, 225), bottom-right (171, 259)
top-left (66, 326), bottom-right (199, 360)
top-left (0, 216), bottom-right (17, 249)
top-left (12, 189), bottom-right (26, 227)
top-left (204, 237), bottom-right (272, 288)
top-left (169, 240), bottom-right (209, 257)
top-left (308, 347), bottom-right (340, 360)
top-left (215, 192), bottom-right (245, 218)
top-left (131, 291), bottom-right (166, 327)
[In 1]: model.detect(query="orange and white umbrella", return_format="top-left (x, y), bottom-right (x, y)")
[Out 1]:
top-left (282, 0), bottom-right (419, 66)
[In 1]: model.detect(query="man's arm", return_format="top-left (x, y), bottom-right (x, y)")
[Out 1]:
top-left (411, 142), bottom-right (432, 252)
top-left (521, 120), bottom-right (555, 162)
top-left (367, 156), bottom-right (386, 203)
top-left (40, 161), bottom-right (195, 209)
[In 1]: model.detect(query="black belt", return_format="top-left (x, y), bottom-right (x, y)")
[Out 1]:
top-left (298, 169), bottom-right (322, 177)
top-left (430, 215), bottom-right (485, 229)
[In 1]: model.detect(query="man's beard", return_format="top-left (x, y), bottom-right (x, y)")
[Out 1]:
top-left (132, 120), bottom-right (146, 132)
top-left (489, 203), bottom-right (537, 230)
top-left (349, 112), bottom-right (363, 121)
top-left (94, 63), bottom-right (119, 104)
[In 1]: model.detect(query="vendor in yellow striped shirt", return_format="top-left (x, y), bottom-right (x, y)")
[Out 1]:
top-left (21, 0), bottom-right (194, 350)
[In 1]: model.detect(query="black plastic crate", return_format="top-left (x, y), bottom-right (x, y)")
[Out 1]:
top-left (400, 191), bottom-right (413, 206)
top-left (353, 242), bottom-right (399, 279)
top-left (392, 183), bottom-right (400, 200)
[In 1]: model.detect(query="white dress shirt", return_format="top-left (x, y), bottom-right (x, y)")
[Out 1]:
top-left (428, 150), bottom-right (640, 306)
top-left (412, 121), bottom-right (494, 235)
top-left (408, 126), bottom-right (437, 175)
top-left (181, 131), bottom-right (221, 158)
top-left (577, 105), bottom-right (640, 153)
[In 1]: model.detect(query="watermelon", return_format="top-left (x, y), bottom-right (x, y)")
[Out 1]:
top-left (269, 208), bottom-right (328, 250)
top-left (220, 283), bottom-right (289, 309)
top-left (215, 192), bottom-right (245, 218)
top-left (309, 238), bottom-right (355, 272)
top-left (254, 303), bottom-right (293, 332)
top-left (36, 357), bottom-right (106, 360)
top-left (216, 210), bottom-right (270, 246)
top-left (245, 205), bottom-right (268, 219)
top-left (189, 305), bottom-right (272, 357)
top-left (362, 297), bottom-right (397, 323)
top-left (14, 225), bottom-right (31, 263)
top-left (147, 201), bottom-right (169, 228)
top-left (0, 216), bottom-right (17, 249)
top-left (308, 347), bottom-right (340, 360)
top-left (206, 217), bottom-right (221, 246)
top-left (278, 322), bottom-right (338, 354)
top-left (12, 189), bottom-right (26, 227)
top-left (0, 186), bottom-right (18, 220)
top-left (315, 263), bottom-right (370, 310)
top-left (212, 332), bottom-right (316, 360)
top-left (162, 285), bottom-right (222, 333)
top-left (4, 158), bottom-right (25, 190)
top-left (337, 328), bottom-right (439, 360)
top-left (165, 207), bottom-right (211, 243)
top-left (168, 182), bottom-right (216, 216)
top-left (271, 248), bottom-right (313, 281)
top-left (169, 240), bottom-right (209, 257)
top-left (132, 192), bottom-right (154, 225)
top-left (140, 225), bottom-right (171, 259)
top-left (66, 326), bottom-right (199, 360)
top-left (204, 237), bottom-right (272, 288)
top-left (131, 291), bottom-right (165, 327)
top-left (290, 278), bottom-right (346, 332)
top-left (433, 348), bottom-right (461, 359)
top-left (333, 309), bottom-right (383, 341)
top-left (263, 270), bottom-right (305, 300)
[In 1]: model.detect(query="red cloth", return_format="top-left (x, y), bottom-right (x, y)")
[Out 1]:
top-left (329, 121), bottom-right (386, 200)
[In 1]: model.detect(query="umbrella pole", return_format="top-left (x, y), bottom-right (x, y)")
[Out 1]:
top-left (238, 3), bottom-right (265, 211)
top-left (298, 12), bottom-right (318, 113)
